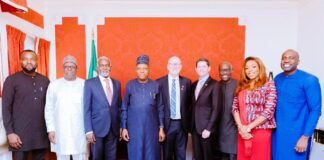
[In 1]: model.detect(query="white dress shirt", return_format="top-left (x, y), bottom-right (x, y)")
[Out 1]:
top-left (99, 75), bottom-right (114, 97)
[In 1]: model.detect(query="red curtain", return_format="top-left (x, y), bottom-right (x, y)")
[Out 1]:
top-left (0, 0), bottom-right (27, 12)
top-left (6, 25), bottom-right (26, 75)
top-left (37, 38), bottom-right (50, 77)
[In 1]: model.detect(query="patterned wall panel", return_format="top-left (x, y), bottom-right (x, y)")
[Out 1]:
top-left (55, 17), bottom-right (86, 79)
top-left (97, 18), bottom-right (245, 90)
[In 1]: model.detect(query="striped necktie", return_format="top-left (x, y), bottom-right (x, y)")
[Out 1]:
top-left (170, 79), bottom-right (177, 119)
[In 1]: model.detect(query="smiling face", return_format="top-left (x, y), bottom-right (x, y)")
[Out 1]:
top-left (281, 50), bottom-right (299, 75)
top-left (195, 61), bottom-right (210, 78)
top-left (245, 60), bottom-right (259, 81)
top-left (98, 58), bottom-right (111, 78)
top-left (167, 56), bottom-right (182, 76)
top-left (219, 63), bottom-right (232, 83)
top-left (63, 62), bottom-right (77, 80)
top-left (136, 64), bottom-right (149, 82)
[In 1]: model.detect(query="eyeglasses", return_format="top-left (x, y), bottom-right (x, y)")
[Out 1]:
top-left (63, 65), bottom-right (77, 69)
top-left (168, 63), bottom-right (182, 66)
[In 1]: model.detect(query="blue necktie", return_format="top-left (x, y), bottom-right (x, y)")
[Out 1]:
top-left (170, 79), bottom-right (176, 119)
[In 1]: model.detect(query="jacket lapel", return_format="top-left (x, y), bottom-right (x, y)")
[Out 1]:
top-left (179, 76), bottom-right (185, 106)
top-left (196, 77), bottom-right (211, 102)
top-left (111, 78), bottom-right (118, 106)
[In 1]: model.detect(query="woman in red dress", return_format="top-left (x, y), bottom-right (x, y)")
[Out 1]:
top-left (232, 56), bottom-right (277, 160)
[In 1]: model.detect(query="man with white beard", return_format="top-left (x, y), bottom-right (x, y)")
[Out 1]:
top-left (45, 55), bottom-right (86, 160)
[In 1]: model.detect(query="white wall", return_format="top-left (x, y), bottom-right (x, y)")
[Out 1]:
top-left (298, 0), bottom-right (324, 128)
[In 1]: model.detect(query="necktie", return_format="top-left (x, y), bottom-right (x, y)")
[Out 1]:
top-left (170, 79), bottom-right (177, 119)
top-left (104, 78), bottom-right (113, 105)
top-left (195, 81), bottom-right (203, 100)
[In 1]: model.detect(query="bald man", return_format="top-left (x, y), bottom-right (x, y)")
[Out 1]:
top-left (218, 62), bottom-right (237, 160)
top-left (157, 56), bottom-right (191, 160)
top-left (272, 49), bottom-right (322, 160)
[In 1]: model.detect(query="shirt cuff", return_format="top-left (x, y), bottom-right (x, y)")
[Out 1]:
top-left (86, 131), bottom-right (93, 135)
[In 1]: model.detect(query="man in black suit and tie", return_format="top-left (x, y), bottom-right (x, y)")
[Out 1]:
top-left (157, 56), bottom-right (191, 160)
top-left (191, 58), bottom-right (221, 160)
top-left (84, 56), bottom-right (122, 160)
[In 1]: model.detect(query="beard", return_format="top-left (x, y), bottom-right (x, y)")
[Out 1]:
top-left (99, 70), bottom-right (110, 78)
top-left (22, 67), bottom-right (36, 74)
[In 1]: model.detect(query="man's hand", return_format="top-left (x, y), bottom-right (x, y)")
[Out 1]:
top-left (295, 135), bottom-right (309, 153)
top-left (86, 133), bottom-right (96, 144)
top-left (159, 128), bottom-right (165, 142)
top-left (202, 129), bottom-right (211, 139)
top-left (48, 131), bottom-right (56, 144)
top-left (122, 129), bottom-right (130, 142)
top-left (7, 133), bottom-right (22, 149)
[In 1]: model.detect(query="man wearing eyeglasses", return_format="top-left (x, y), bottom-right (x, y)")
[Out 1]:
top-left (157, 56), bottom-right (191, 160)
top-left (44, 55), bottom-right (87, 160)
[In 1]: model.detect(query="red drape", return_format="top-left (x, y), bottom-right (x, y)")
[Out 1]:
top-left (37, 38), bottom-right (50, 77)
top-left (6, 25), bottom-right (26, 75)
top-left (0, 0), bottom-right (27, 12)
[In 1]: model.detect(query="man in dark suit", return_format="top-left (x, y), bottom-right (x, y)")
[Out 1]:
top-left (157, 56), bottom-right (191, 160)
top-left (191, 58), bottom-right (221, 160)
top-left (84, 56), bottom-right (122, 160)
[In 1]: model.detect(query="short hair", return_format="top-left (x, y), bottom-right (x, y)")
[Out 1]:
top-left (218, 61), bottom-right (233, 71)
top-left (282, 49), bottom-right (300, 59)
top-left (195, 58), bottom-right (210, 67)
top-left (97, 56), bottom-right (111, 66)
top-left (20, 49), bottom-right (37, 60)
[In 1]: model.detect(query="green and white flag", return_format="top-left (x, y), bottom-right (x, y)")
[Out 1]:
top-left (87, 39), bottom-right (97, 79)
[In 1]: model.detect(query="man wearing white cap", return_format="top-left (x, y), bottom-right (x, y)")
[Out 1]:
top-left (45, 55), bottom-right (86, 160)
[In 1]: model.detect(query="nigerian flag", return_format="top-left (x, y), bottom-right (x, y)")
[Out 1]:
top-left (87, 39), bottom-right (97, 79)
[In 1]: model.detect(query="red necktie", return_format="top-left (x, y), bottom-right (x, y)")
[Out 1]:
top-left (104, 78), bottom-right (113, 105)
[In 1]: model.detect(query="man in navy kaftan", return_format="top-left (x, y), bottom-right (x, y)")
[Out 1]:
top-left (121, 55), bottom-right (165, 160)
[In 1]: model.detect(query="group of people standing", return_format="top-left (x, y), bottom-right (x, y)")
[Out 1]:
top-left (0, 48), bottom-right (322, 160)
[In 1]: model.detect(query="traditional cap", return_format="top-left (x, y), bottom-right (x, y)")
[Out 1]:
top-left (136, 54), bottom-right (149, 65)
top-left (63, 55), bottom-right (77, 65)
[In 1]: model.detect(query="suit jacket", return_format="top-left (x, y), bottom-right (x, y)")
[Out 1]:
top-left (191, 77), bottom-right (221, 134)
top-left (83, 77), bottom-right (122, 137)
top-left (157, 75), bottom-right (192, 133)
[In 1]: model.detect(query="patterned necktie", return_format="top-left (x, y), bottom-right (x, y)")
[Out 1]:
top-left (104, 78), bottom-right (113, 105)
top-left (170, 79), bottom-right (177, 119)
